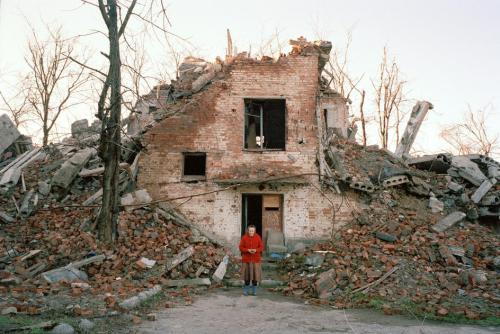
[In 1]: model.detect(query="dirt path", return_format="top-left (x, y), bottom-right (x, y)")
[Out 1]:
top-left (134, 288), bottom-right (499, 334)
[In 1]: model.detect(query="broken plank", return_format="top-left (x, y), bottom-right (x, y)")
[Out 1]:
top-left (165, 278), bottom-right (211, 288)
top-left (20, 249), bottom-right (42, 261)
top-left (0, 211), bottom-right (15, 223)
top-left (40, 254), bottom-right (105, 283)
top-left (395, 101), bottom-right (433, 158)
top-left (79, 162), bottom-right (129, 177)
top-left (165, 246), bottom-right (194, 272)
top-left (352, 266), bottom-right (400, 293)
top-left (431, 211), bottom-right (466, 233)
top-left (82, 188), bottom-right (103, 206)
top-left (471, 178), bottom-right (496, 203)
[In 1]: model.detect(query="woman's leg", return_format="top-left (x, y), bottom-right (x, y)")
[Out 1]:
top-left (251, 280), bottom-right (258, 295)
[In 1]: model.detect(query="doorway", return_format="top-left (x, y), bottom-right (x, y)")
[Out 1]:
top-left (241, 194), bottom-right (283, 243)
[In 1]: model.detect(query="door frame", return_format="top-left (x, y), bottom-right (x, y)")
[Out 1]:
top-left (241, 192), bottom-right (284, 238)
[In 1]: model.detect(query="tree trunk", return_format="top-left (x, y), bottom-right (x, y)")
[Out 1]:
top-left (97, 0), bottom-right (121, 243)
top-left (359, 90), bottom-right (366, 146)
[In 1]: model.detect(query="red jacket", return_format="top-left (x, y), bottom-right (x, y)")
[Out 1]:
top-left (239, 233), bottom-right (264, 263)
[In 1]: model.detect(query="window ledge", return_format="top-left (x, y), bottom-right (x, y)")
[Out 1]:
top-left (181, 175), bottom-right (206, 182)
top-left (242, 149), bottom-right (286, 153)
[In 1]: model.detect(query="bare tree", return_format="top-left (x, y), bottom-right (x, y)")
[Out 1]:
top-left (88, 0), bottom-right (173, 243)
top-left (440, 104), bottom-right (499, 157)
top-left (24, 26), bottom-right (89, 146)
top-left (323, 33), bottom-right (368, 145)
top-left (0, 77), bottom-right (31, 128)
top-left (371, 47), bottom-right (406, 149)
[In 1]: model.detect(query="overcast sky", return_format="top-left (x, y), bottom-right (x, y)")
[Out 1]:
top-left (0, 0), bottom-right (499, 155)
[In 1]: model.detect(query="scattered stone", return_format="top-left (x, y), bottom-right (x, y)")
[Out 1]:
top-left (121, 189), bottom-right (153, 211)
top-left (428, 197), bottom-right (444, 213)
top-left (1, 306), bottom-right (17, 315)
top-left (212, 255), bottom-right (229, 282)
top-left (437, 307), bottom-right (449, 316)
top-left (305, 254), bottom-right (324, 267)
top-left (165, 246), bottom-right (194, 272)
top-left (52, 148), bottom-right (96, 189)
top-left (165, 278), bottom-right (211, 287)
top-left (314, 269), bottom-right (336, 299)
top-left (136, 257), bottom-right (156, 269)
top-left (431, 211), bottom-right (466, 233)
top-left (447, 181), bottom-right (463, 193)
top-left (51, 323), bottom-right (75, 334)
top-left (42, 267), bottom-right (88, 283)
top-left (374, 231), bottom-right (397, 242)
top-left (290, 242), bottom-right (307, 253)
top-left (78, 319), bottom-right (95, 332)
top-left (37, 180), bottom-right (51, 196)
top-left (0, 211), bottom-right (15, 223)
top-left (119, 285), bottom-right (162, 310)
top-left (471, 178), bottom-right (496, 203)
top-left (146, 313), bottom-right (157, 321)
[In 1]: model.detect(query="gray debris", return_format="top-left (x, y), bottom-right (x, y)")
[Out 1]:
top-left (290, 242), bottom-right (307, 254)
top-left (450, 156), bottom-right (488, 186)
top-left (1, 306), bottom-right (17, 315)
top-left (266, 230), bottom-right (288, 253)
top-left (165, 278), bottom-right (211, 288)
top-left (471, 178), bottom-right (496, 203)
top-left (212, 255), bottom-right (229, 282)
top-left (41, 267), bottom-right (88, 284)
top-left (487, 165), bottom-right (499, 178)
top-left (0, 211), bottom-right (15, 223)
top-left (375, 231), bottom-right (397, 242)
top-left (38, 180), bottom-right (51, 196)
top-left (119, 285), bottom-right (162, 310)
top-left (395, 101), bottom-right (433, 158)
top-left (51, 323), bottom-right (75, 334)
top-left (305, 254), bottom-right (325, 267)
top-left (431, 211), bottom-right (466, 233)
top-left (52, 148), bottom-right (96, 189)
top-left (78, 319), bottom-right (95, 332)
top-left (314, 268), bottom-right (336, 299)
top-left (428, 197), bottom-right (444, 213)
top-left (0, 114), bottom-right (21, 157)
top-left (71, 119), bottom-right (89, 138)
top-left (121, 189), bottom-right (152, 211)
top-left (166, 246), bottom-right (194, 272)
top-left (447, 181), bottom-right (463, 193)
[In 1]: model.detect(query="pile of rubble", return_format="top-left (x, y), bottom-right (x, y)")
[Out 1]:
top-left (280, 137), bottom-right (499, 319)
top-left (0, 117), bottom-right (235, 323)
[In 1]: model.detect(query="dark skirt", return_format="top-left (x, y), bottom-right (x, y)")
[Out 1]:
top-left (241, 262), bottom-right (262, 283)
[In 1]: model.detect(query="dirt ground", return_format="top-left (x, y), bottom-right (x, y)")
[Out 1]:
top-left (133, 289), bottom-right (499, 334)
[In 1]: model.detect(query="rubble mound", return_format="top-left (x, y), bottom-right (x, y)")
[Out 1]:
top-left (281, 139), bottom-right (499, 321)
top-left (0, 207), bottom-right (227, 315)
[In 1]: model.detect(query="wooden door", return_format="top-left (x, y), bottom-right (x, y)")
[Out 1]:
top-left (262, 194), bottom-right (282, 242)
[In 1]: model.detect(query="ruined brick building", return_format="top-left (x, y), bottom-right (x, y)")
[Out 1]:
top-left (129, 37), bottom-right (358, 250)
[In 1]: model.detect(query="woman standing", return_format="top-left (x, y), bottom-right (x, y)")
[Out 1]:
top-left (239, 225), bottom-right (263, 295)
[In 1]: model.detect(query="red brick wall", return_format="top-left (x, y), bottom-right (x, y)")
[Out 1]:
top-left (139, 54), bottom-right (321, 197)
top-left (137, 54), bottom-right (357, 246)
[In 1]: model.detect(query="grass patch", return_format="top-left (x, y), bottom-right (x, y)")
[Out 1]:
top-left (346, 294), bottom-right (500, 326)
top-left (139, 290), bottom-right (166, 310)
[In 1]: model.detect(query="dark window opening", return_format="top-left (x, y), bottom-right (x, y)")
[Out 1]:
top-left (183, 153), bottom-right (206, 178)
top-left (244, 99), bottom-right (286, 150)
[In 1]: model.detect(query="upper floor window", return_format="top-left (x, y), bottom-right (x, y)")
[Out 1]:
top-left (244, 99), bottom-right (286, 151)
